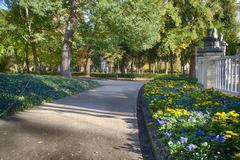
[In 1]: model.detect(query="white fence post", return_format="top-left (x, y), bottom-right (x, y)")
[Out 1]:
top-left (210, 55), bottom-right (240, 95)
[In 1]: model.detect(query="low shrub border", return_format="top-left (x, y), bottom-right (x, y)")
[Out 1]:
top-left (90, 73), bottom-right (136, 79)
top-left (90, 73), bottom-right (162, 79)
top-left (143, 75), bottom-right (240, 160)
top-left (0, 74), bottom-right (99, 117)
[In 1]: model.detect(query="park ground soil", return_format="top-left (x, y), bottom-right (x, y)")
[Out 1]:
top-left (0, 80), bottom-right (148, 160)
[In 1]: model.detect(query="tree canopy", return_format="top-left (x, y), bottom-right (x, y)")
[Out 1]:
top-left (0, 0), bottom-right (239, 76)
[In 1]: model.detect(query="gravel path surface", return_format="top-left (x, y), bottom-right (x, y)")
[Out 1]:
top-left (0, 80), bottom-right (143, 160)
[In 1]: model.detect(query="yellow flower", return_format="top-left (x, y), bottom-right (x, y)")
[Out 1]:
top-left (166, 108), bottom-right (174, 113)
top-left (215, 112), bottom-right (227, 119)
top-left (182, 109), bottom-right (190, 116)
top-left (225, 135), bottom-right (232, 139)
top-left (232, 113), bottom-right (239, 117)
top-left (226, 131), bottom-right (239, 137)
top-left (228, 110), bottom-right (236, 114)
top-left (165, 108), bottom-right (189, 117)
top-left (228, 111), bottom-right (239, 117)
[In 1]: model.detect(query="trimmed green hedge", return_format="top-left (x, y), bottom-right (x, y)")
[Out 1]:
top-left (0, 74), bottom-right (99, 117)
top-left (90, 73), bottom-right (135, 79)
top-left (31, 71), bottom-right (162, 79)
top-left (90, 73), bottom-right (163, 79)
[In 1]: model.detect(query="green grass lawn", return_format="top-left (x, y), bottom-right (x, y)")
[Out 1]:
top-left (0, 74), bottom-right (99, 117)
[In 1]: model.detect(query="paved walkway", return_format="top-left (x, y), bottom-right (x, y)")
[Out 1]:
top-left (0, 80), bottom-right (143, 160)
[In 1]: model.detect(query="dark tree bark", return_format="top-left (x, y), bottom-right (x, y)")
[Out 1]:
top-left (148, 63), bottom-right (151, 73)
top-left (14, 49), bottom-right (20, 72)
top-left (189, 53), bottom-right (196, 78)
top-left (61, 0), bottom-right (80, 77)
top-left (130, 60), bottom-right (134, 73)
top-left (188, 44), bottom-right (197, 78)
top-left (120, 54), bottom-right (127, 74)
top-left (25, 44), bottom-right (30, 73)
top-left (180, 52), bottom-right (185, 75)
top-left (30, 37), bottom-right (39, 73)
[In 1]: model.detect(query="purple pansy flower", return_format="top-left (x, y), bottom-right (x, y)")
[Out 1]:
top-left (180, 137), bottom-right (188, 144)
top-left (186, 144), bottom-right (197, 151)
top-left (156, 119), bottom-right (166, 125)
top-left (164, 131), bottom-right (172, 137)
top-left (204, 134), bottom-right (226, 142)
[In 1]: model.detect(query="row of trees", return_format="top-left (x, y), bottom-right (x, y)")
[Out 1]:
top-left (0, 0), bottom-right (239, 77)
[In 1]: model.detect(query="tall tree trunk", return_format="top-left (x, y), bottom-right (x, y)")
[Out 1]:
top-left (14, 49), bottom-right (20, 72)
top-left (148, 63), bottom-right (151, 73)
top-left (85, 49), bottom-right (93, 77)
top-left (180, 52), bottom-right (184, 74)
top-left (159, 60), bottom-right (162, 73)
top-left (85, 58), bottom-right (91, 77)
top-left (155, 62), bottom-right (158, 73)
top-left (30, 37), bottom-right (39, 73)
top-left (152, 63), bottom-right (155, 74)
top-left (170, 52), bottom-right (174, 75)
top-left (25, 7), bottom-right (39, 73)
top-left (25, 44), bottom-right (30, 73)
top-left (189, 53), bottom-right (196, 78)
top-left (130, 60), bottom-right (134, 73)
top-left (120, 54), bottom-right (127, 74)
top-left (165, 61), bottom-right (168, 74)
top-left (61, 0), bottom-right (80, 77)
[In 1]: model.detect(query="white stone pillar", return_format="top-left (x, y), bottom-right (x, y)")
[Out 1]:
top-left (196, 28), bottom-right (226, 88)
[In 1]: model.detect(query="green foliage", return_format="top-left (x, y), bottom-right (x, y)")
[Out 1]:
top-left (0, 0), bottom-right (239, 74)
top-left (0, 74), bottom-right (99, 117)
top-left (93, 0), bottom-right (165, 51)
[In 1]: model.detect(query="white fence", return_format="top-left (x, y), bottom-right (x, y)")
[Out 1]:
top-left (212, 55), bottom-right (240, 95)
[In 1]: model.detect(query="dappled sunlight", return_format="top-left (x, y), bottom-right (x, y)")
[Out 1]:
top-left (0, 80), bottom-right (143, 159)
top-left (39, 102), bottom-right (133, 118)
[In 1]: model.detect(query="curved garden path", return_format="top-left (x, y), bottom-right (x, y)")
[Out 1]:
top-left (0, 80), bottom-right (143, 160)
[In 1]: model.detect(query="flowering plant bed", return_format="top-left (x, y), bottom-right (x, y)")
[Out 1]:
top-left (143, 75), bottom-right (240, 160)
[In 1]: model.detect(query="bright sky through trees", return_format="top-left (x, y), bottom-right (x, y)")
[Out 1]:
top-left (0, 1), bottom-right (7, 10)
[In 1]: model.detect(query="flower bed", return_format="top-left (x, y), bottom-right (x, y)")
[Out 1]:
top-left (143, 75), bottom-right (240, 160)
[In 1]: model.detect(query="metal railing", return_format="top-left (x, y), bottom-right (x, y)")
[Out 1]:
top-left (213, 55), bottom-right (240, 95)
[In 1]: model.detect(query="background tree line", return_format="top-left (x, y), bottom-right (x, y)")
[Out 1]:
top-left (0, 0), bottom-right (239, 77)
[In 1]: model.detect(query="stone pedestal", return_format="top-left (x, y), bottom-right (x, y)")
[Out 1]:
top-left (196, 28), bottom-right (226, 88)
top-left (202, 52), bottom-right (224, 88)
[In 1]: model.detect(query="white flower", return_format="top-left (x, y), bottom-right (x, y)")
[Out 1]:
top-left (168, 141), bottom-right (173, 146)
